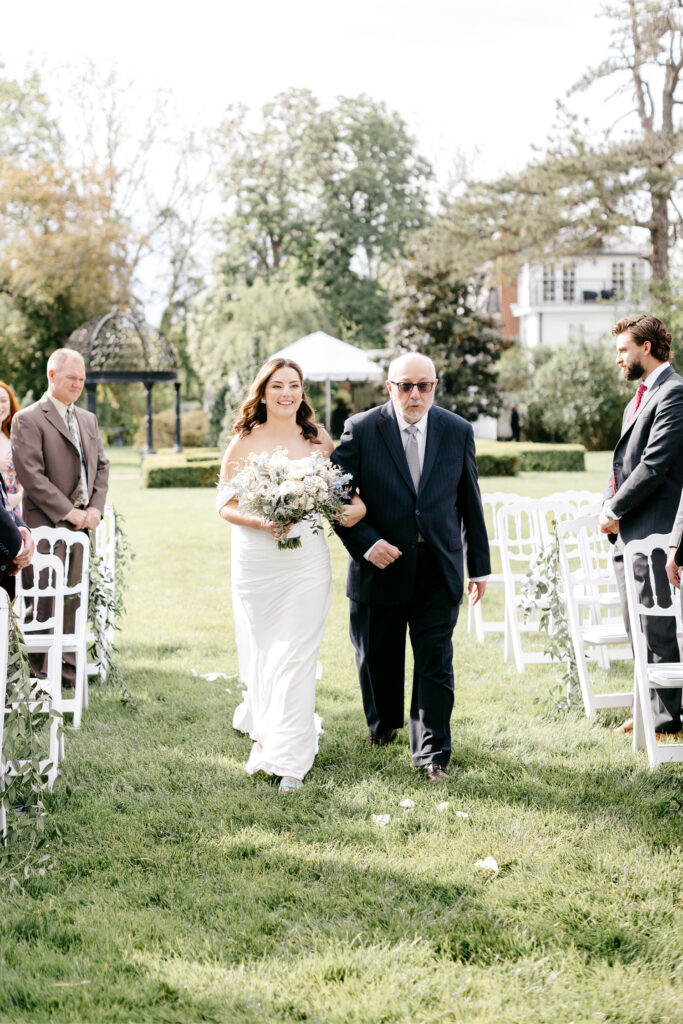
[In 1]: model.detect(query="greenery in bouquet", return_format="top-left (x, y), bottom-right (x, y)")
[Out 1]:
top-left (233, 448), bottom-right (352, 549)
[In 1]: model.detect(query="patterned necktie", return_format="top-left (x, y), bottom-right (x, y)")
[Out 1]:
top-left (404, 424), bottom-right (421, 492)
top-left (66, 406), bottom-right (89, 506)
top-left (627, 383), bottom-right (647, 424)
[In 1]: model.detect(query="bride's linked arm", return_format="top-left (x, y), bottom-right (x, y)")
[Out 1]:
top-left (216, 437), bottom-right (286, 539)
top-left (318, 427), bottom-right (366, 528)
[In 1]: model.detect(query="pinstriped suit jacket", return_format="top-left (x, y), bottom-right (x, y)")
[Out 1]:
top-left (332, 402), bottom-right (490, 606)
top-left (606, 365), bottom-right (683, 546)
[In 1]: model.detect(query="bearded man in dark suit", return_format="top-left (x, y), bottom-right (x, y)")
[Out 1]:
top-left (332, 353), bottom-right (490, 781)
top-left (600, 315), bottom-right (683, 737)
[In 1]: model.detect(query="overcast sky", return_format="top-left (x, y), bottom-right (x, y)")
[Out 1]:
top-left (5, 0), bottom-right (618, 185)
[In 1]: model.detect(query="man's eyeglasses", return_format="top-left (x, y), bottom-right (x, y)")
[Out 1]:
top-left (389, 380), bottom-right (437, 394)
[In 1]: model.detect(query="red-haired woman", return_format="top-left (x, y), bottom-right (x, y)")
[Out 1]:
top-left (0, 381), bottom-right (23, 512)
top-left (217, 358), bottom-right (365, 793)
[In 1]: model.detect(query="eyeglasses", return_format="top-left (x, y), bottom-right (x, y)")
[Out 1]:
top-left (389, 380), bottom-right (437, 394)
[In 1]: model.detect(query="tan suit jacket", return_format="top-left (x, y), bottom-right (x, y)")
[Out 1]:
top-left (11, 395), bottom-right (109, 528)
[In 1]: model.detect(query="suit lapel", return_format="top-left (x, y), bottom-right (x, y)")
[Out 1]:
top-left (419, 408), bottom-right (444, 495)
top-left (378, 403), bottom-right (415, 494)
top-left (619, 365), bottom-right (673, 439)
top-left (40, 396), bottom-right (79, 451)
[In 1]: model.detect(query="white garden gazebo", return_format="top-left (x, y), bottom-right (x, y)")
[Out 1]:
top-left (272, 331), bottom-right (384, 430)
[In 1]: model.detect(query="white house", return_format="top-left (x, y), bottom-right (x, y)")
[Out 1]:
top-left (507, 245), bottom-right (651, 348)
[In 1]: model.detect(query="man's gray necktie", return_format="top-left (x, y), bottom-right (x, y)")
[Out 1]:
top-left (404, 424), bottom-right (421, 491)
top-left (66, 406), bottom-right (89, 506)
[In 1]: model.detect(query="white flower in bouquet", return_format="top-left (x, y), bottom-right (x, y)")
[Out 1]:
top-left (232, 447), bottom-right (352, 549)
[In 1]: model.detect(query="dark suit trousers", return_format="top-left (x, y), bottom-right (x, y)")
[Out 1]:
top-left (349, 545), bottom-right (460, 766)
top-left (612, 537), bottom-right (682, 733)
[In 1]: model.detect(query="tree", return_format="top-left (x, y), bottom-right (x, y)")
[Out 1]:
top-left (390, 266), bottom-right (504, 421)
top-left (213, 90), bottom-right (322, 284)
top-left (423, 0), bottom-right (683, 294)
top-left (524, 338), bottom-right (631, 449)
top-left (0, 70), bottom-right (132, 396)
top-left (213, 90), bottom-right (432, 345)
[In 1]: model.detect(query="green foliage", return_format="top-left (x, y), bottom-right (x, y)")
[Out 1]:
top-left (512, 443), bottom-right (586, 472)
top-left (0, 606), bottom-right (62, 889)
top-left (142, 453), bottom-right (221, 488)
top-left (524, 339), bottom-right (630, 450)
top-left (0, 68), bottom-right (132, 396)
top-left (133, 407), bottom-right (209, 450)
top-left (519, 530), bottom-right (581, 713)
top-left (87, 509), bottom-right (136, 706)
top-left (390, 268), bottom-right (504, 420)
top-left (475, 441), bottom-right (585, 473)
top-left (475, 452), bottom-right (518, 477)
top-left (211, 89), bottom-right (432, 349)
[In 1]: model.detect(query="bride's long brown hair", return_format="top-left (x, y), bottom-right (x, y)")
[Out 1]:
top-left (232, 358), bottom-right (322, 443)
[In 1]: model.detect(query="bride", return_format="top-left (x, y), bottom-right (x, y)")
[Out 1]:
top-left (217, 358), bottom-right (365, 793)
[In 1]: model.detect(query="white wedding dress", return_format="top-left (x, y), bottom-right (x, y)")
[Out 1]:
top-left (217, 482), bottom-right (331, 780)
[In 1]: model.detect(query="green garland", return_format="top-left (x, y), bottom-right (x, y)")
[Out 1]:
top-left (518, 528), bottom-right (581, 713)
top-left (1, 508), bottom-right (136, 886)
top-left (0, 603), bottom-right (63, 889)
top-left (87, 509), bottom-right (136, 707)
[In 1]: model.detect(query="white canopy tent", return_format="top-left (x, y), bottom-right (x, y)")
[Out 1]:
top-left (272, 331), bottom-right (384, 429)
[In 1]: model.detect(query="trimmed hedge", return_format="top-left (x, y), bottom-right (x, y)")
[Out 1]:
top-left (475, 452), bottom-right (518, 477)
top-left (142, 454), bottom-right (220, 488)
top-left (142, 441), bottom-right (585, 487)
top-left (476, 440), bottom-right (585, 473)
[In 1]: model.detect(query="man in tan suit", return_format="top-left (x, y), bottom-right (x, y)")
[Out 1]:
top-left (11, 348), bottom-right (109, 683)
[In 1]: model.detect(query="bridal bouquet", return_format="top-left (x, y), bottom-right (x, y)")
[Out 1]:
top-left (233, 448), bottom-right (352, 549)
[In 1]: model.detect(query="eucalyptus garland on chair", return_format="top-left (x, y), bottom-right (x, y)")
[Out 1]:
top-left (0, 604), bottom-right (63, 888)
top-left (87, 509), bottom-right (136, 707)
top-left (518, 527), bottom-right (581, 712)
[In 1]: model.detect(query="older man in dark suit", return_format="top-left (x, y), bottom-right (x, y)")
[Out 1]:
top-left (332, 353), bottom-right (490, 780)
top-left (11, 348), bottom-right (109, 683)
top-left (600, 315), bottom-right (683, 736)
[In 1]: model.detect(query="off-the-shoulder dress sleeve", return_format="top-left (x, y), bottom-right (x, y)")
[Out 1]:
top-left (216, 480), bottom-right (238, 514)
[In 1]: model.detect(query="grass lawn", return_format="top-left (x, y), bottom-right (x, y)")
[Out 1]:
top-left (1, 449), bottom-right (682, 1023)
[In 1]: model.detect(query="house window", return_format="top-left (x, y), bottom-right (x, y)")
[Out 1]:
top-left (631, 261), bottom-right (643, 299)
top-left (612, 262), bottom-right (626, 295)
top-left (562, 264), bottom-right (575, 302)
top-left (542, 264), bottom-right (555, 302)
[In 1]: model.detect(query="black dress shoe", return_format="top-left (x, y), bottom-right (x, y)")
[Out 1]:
top-left (366, 728), bottom-right (398, 748)
top-left (421, 763), bottom-right (448, 782)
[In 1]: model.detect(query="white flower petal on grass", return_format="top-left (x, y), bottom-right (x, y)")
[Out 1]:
top-left (399, 798), bottom-right (415, 809)
top-left (436, 801), bottom-right (449, 813)
top-left (455, 811), bottom-right (469, 820)
top-left (190, 668), bottom-right (198, 676)
top-left (224, 688), bottom-right (232, 694)
top-left (474, 856), bottom-right (499, 875)
top-left (371, 814), bottom-right (391, 827)
top-left (200, 672), bottom-right (229, 682)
